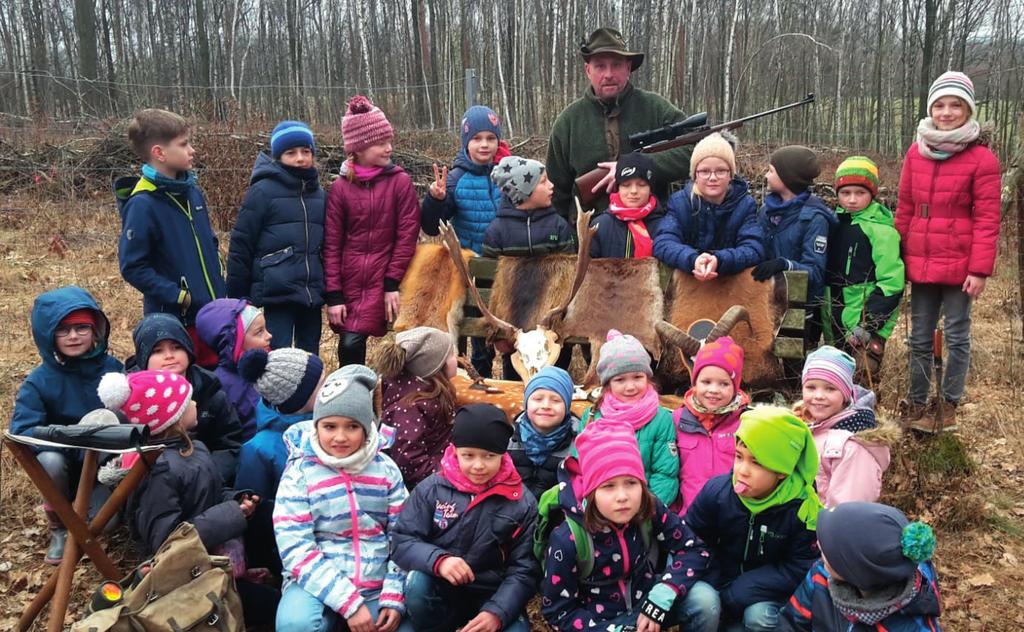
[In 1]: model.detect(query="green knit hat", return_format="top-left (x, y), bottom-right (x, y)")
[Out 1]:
top-left (835, 156), bottom-right (880, 198)
top-left (735, 406), bottom-right (824, 530)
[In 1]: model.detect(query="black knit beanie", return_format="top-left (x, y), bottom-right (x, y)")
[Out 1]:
top-left (451, 404), bottom-right (512, 454)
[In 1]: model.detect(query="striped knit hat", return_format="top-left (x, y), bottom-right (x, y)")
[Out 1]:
top-left (342, 95), bottom-right (394, 155)
top-left (802, 345), bottom-right (856, 402)
top-left (927, 71), bottom-right (976, 115)
top-left (270, 120), bottom-right (316, 159)
top-left (835, 156), bottom-right (880, 197)
top-left (577, 419), bottom-right (646, 498)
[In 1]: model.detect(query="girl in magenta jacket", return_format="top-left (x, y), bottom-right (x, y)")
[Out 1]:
top-left (673, 336), bottom-right (749, 515)
top-left (324, 96), bottom-right (421, 366)
top-left (895, 72), bottom-right (1001, 431)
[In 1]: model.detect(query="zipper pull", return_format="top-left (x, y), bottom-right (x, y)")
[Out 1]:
top-left (759, 525), bottom-right (767, 556)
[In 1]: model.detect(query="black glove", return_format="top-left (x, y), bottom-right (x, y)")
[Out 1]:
top-left (751, 258), bottom-right (788, 281)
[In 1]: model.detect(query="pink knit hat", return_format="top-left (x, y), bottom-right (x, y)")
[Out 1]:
top-left (342, 95), bottom-right (394, 154)
top-left (97, 370), bottom-right (193, 435)
top-left (691, 335), bottom-right (744, 391)
top-left (576, 419), bottom-right (646, 499)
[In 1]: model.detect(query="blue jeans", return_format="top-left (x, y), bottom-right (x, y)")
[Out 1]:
top-left (680, 582), bottom-right (780, 632)
top-left (264, 303), bottom-right (323, 355)
top-left (276, 584), bottom-right (414, 632)
top-left (908, 282), bottom-right (973, 404)
top-left (404, 571), bottom-right (530, 632)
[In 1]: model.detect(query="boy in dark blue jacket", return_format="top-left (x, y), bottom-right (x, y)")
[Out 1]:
top-left (421, 105), bottom-right (507, 377)
top-left (227, 121), bottom-right (325, 354)
top-left (115, 108), bottom-right (226, 366)
top-left (684, 407), bottom-right (822, 631)
top-left (9, 286), bottom-right (124, 564)
top-left (753, 146), bottom-right (837, 347)
top-left (483, 156), bottom-right (575, 258)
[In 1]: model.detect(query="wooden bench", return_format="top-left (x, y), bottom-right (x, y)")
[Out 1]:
top-left (458, 257), bottom-right (808, 360)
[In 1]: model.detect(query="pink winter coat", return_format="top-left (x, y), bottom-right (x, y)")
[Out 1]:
top-left (895, 141), bottom-right (1001, 285)
top-left (323, 164), bottom-right (421, 336)
top-left (807, 411), bottom-right (898, 508)
top-left (672, 390), bottom-right (749, 515)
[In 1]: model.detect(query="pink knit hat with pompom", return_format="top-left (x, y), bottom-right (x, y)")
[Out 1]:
top-left (342, 95), bottom-right (394, 154)
top-left (98, 370), bottom-right (193, 435)
top-left (691, 335), bottom-right (744, 391)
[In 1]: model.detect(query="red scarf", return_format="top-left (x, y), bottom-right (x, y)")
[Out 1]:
top-left (439, 445), bottom-right (524, 510)
top-left (607, 193), bottom-right (656, 258)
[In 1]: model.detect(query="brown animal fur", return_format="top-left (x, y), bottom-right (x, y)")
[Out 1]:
top-left (667, 268), bottom-right (788, 386)
top-left (489, 255), bottom-right (576, 329)
top-left (394, 244), bottom-right (473, 337)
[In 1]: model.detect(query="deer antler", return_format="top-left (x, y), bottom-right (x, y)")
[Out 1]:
top-left (541, 198), bottom-right (597, 329)
top-left (706, 306), bottom-right (752, 342)
top-left (655, 321), bottom-right (702, 358)
top-left (439, 221), bottom-right (518, 341)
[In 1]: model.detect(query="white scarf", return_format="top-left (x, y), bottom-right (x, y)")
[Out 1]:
top-left (310, 422), bottom-right (380, 474)
top-left (916, 117), bottom-right (981, 160)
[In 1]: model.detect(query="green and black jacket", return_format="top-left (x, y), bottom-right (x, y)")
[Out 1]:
top-left (822, 201), bottom-right (905, 342)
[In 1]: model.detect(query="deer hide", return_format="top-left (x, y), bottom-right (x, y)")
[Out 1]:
top-left (394, 244), bottom-right (473, 337)
top-left (489, 255), bottom-right (576, 329)
top-left (667, 268), bottom-right (788, 385)
top-left (561, 257), bottom-right (663, 359)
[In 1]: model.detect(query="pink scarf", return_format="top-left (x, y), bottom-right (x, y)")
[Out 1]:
top-left (351, 163), bottom-right (385, 181)
top-left (598, 385), bottom-right (660, 430)
top-left (439, 444), bottom-right (521, 496)
top-left (607, 193), bottom-right (657, 258)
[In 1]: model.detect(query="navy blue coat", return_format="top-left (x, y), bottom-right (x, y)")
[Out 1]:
top-left (684, 474), bottom-right (820, 615)
top-left (10, 287), bottom-right (124, 461)
top-left (115, 175), bottom-right (226, 324)
top-left (127, 438), bottom-right (248, 557)
top-left (758, 192), bottom-right (837, 302)
top-left (421, 151), bottom-right (502, 255)
top-left (589, 208), bottom-right (666, 259)
top-left (654, 179), bottom-right (766, 274)
top-left (226, 153), bottom-right (326, 307)
top-left (390, 471), bottom-right (540, 627)
top-left (482, 199), bottom-right (576, 258)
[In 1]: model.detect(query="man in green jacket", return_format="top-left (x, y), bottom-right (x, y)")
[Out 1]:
top-left (547, 27), bottom-right (693, 221)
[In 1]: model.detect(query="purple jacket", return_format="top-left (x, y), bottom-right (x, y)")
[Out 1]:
top-left (196, 298), bottom-right (260, 440)
top-left (323, 164), bottom-right (421, 337)
top-left (380, 371), bottom-right (451, 488)
top-left (673, 390), bottom-right (749, 515)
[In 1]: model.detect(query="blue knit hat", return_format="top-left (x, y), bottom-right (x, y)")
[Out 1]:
top-left (524, 366), bottom-right (574, 415)
top-left (461, 106), bottom-right (502, 151)
top-left (271, 120), bottom-right (316, 159)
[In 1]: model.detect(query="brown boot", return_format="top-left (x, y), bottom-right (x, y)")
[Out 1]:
top-left (908, 398), bottom-right (958, 433)
top-left (898, 399), bottom-right (928, 425)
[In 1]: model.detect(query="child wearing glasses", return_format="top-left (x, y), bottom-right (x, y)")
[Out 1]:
top-left (653, 133), bottom-right (765, 280)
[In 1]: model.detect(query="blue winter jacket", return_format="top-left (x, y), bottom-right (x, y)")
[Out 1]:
top-left (10, 287), bottom-right (124, 460)
top-left (589, 207), bottom-right (666, 259)
top-left (234, 399), bottom-right (309, 500)
top-left (115, 175), bottom-right (226, 324)
top-left (684, 473), bottom-right (820, 616)
top-left (195, 298), bottom-right (259, 440)
top-left (226, 153), bottom-right (325, 307)
top-left (758, 192), bottom-right (838, 302)
top-left (421, 151), bottom-right (501, 254)
top-left (654, 179), bottom-right (766, 274)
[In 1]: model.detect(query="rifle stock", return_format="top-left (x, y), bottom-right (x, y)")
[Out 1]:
top-left (572, 93), bottom-right (815, 210)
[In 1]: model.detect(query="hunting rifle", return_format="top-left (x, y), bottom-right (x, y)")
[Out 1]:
top-left (574, 92), bottom-right (816, 208)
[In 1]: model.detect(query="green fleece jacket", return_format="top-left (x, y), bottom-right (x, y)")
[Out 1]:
top-left (823, 200), bottom-right (905, 341)
top-left (580, 405), bottom-right (680, 507)
top-left (546, 82), bottom-right (692, 221)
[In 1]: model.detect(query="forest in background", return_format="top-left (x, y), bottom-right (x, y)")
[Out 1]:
top-left (1, 0), bottom-right (1023, 157)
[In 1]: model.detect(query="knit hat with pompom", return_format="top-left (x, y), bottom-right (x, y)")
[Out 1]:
top-left (238, 347), bottom-right (324, 415)
top-left (342, 95), bottom-right (394, 155)
top-left (596, 329), bottom-right (653, 384)
top-left (97, 370), bottom-right (193, 435)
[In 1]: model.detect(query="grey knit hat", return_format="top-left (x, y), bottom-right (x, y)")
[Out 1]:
top-left (314, 364), bottom-right (379, 432)
top-left (396, 327), bottom-right (454, 379)
top-left (596, 329), bottom-right (653, 384)
top-left (492, 155), bottom-right (545, 205)
top-left (238, 348), bottom-right (325, 415)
